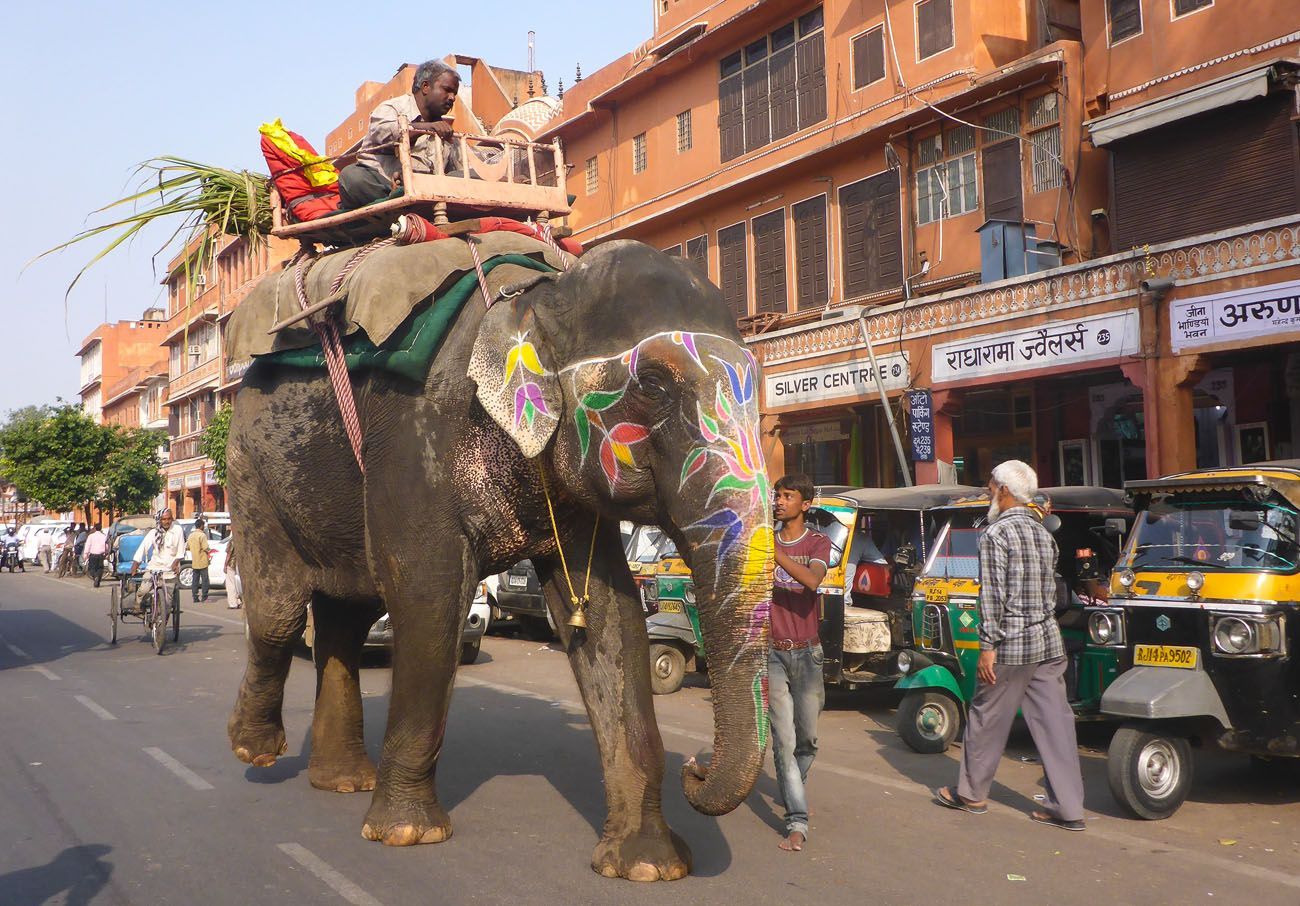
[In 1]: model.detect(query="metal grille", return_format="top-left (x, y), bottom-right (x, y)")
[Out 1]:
top-left (918, 133), bottom-right (942, 165)
top-left (1031, 124), bottom-right (1063, 192)
top-left (1028, 92), bottom-right (1060, 129)
top-left (920, 604), bottom-right (948, 652)
top-left (584, 156), bottom-right (598, 195)
top-left (946, 124), bottom-right (975, 156)
top-left (982, 107), bottom-right (1020, 141)
top-left (632, 133), bottom-right (648, 174)
top-left (676, 110), bottom-right (693, 153)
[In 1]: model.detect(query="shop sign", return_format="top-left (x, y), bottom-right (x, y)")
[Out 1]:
top-left (907, 389), bottom-right (934, 462)
top-left (932, 309), bottom-right (1140, 384)
top-left (203, 469), bottom-right (218, 485)
top-left (167, 476), bottom-right (184, 491)
top-left (225, 359), bottom-right (251, 382)
top-left (1170, 278), bottom-right (1300, 353)
top-left (764, 351), bottom-right (910, 408)
top-left (184, 474), bottom-right (202, 489)
top-left (783, 421), bottom-right (848, 445)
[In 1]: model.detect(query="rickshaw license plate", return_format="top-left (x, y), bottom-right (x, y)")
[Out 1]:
top-left (657, 599), bottom-right (683, 614)
top-left (925, 587), bottom-right (948, 603)
top-left (1134, 645), bottom-right (1199, 669)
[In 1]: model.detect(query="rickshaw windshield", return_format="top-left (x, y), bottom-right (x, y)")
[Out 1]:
top-left (805, 507), bottom-right (851, 569)
top-left (629, 526), bottom-right (679, 564)
top-left (922, 522), bottom-right (982, 580)
top-left (1127, 497), bottom-right (1300, 573)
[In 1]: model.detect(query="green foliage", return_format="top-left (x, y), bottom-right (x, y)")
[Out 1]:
top-left (0, 406), bottom-right (164, 516)
top-left (199, 404), bottom-right (233, 488)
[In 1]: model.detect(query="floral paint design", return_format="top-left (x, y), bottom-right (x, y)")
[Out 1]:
top-left (573, 386), bottom-right (652, 491)
top-left (503, 332), bottom-right (551, 430)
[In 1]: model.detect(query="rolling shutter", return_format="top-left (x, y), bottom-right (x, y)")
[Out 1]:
top-left (719, 73), bottom-right (745, 163)
top-left (752, 210), bottom-right (788, 315)
top-left (1111, 93), bottom-right (1300, 249)
top-left (793, 195), bottom-right (829, 309)
top-left (718, 223), bottom-right (749, 322)
top-left (840, 170), bottom-right (902, 299)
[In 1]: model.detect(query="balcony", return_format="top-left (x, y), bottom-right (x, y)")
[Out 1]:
top-left (168, 357), bottom-right (221, 400)
top-left (169, 431), bottom-right (204, 463)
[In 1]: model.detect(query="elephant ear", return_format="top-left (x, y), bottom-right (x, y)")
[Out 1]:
top-left (468, 290), bottom-right (562, 458)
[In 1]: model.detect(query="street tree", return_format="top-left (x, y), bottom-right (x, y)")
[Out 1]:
top-left (99, 427), bottom-right (166, 517)
top-left (0, 404), bottom-right (112, 515)
top-left (199, 404), bottom-right (233, 489)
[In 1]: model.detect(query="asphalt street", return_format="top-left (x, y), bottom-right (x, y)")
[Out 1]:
top-left (1, 571), bottom-right (1297, 906)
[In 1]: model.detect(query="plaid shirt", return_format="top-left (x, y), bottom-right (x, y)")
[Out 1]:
top-left (978, 507), bottom-right (1064, 665)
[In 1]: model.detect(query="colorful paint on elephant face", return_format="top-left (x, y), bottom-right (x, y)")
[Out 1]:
top-left (503, 332), bottom-right (552, 430)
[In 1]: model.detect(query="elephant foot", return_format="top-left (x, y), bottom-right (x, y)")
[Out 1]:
top-left (361, 795), bottom-right (452, 846)
top-left (228, 712), bottom-right (287, 768)
top-left (592, 826), bottom-right (692, 882)
top-left (309, 754), bottom-right (377, 793)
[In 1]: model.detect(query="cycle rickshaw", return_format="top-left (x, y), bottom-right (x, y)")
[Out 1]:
top-left (109, 541), bottom-right (181, 654)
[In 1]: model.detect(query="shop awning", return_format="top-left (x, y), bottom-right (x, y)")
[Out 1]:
top-left (1088, 65), bottom-right (1274, 147)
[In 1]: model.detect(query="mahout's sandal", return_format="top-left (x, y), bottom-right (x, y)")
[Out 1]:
top-left (933, 786), bottom-right (988, 815)
top-left (1030, 810), bottom-right (1085, 832)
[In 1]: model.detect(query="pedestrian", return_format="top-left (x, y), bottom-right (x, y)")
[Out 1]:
top-left (769, 473), bottom-right (832, 853)
top-left (56, 527), bottom-right (76, 577)
top-left (74, 523), bottom-right (88, 575)
top-left (933, 460), bottom-right (1087, 832)
top-left (187, 517), bottom-right (211, 603)
top-left (38, 527), bottom-right (53, 572)
top-left (85, 523), bottom-right (108, 588)
top-left (223, 533), bottom-right (242, 609)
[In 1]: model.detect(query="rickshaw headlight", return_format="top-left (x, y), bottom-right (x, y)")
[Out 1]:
top-left (684, 587), bottom-right (696, 605)
top-left (1088, 611), bottom-right (1124, 646)
top-left (1118, 568), bottom-right (1136, 590)
top-left (897, 650), bottom-right (914, 674)
top-left (1185, 571), bottom-right (1205, 595)
top-left (1213, 617), bottom-right (1255, 655)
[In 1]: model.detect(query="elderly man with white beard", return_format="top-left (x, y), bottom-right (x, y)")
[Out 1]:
top-left (932, 460), bottom-right (1087, 832)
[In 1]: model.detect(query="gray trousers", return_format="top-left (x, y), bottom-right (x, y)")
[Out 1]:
top-left (957, 656), bottom-right (1085, 821)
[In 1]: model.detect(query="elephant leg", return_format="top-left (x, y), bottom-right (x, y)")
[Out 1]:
top-left (308, 594), bottom-right (381, 793)
top-left (228, 556), bottom-right (309, 767)
top-left (361, 562), bottom-right (472, 846)
top-left (539, 526), bottom-right (692, 882)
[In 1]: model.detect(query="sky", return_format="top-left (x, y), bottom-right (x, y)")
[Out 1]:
top-left (0, 1), bottom-right (651, 416)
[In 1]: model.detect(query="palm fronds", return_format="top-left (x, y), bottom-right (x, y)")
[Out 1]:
top-left (32, 157), bottom-right (273, 300)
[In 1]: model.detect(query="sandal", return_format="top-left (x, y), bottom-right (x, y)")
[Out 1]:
top-left (1030, 810), bottom-right (1085, 832)
top-left (933, 786), bottom-right (988, 815)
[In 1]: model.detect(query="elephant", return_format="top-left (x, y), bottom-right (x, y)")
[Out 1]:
top-left (225, 240), bottom-right (775, 881)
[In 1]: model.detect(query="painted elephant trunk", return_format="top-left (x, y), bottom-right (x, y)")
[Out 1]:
top-left (678, 525), bottom-right (774, 816)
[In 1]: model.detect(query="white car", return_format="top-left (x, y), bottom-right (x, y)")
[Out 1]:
top-left (20, 522), bottom-right (70, 565)
top-left (177, 514), bottom-right (231, 590)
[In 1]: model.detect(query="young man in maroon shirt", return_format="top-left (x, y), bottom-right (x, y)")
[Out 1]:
top-left (769, 473), bottom-right (832, 852)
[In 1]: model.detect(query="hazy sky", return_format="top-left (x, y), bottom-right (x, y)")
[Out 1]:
top-left (0, 1), bottom-right (650, 416)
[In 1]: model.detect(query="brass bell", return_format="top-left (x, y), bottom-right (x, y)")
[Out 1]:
top-left (567, 596), bottom-right (589, 629)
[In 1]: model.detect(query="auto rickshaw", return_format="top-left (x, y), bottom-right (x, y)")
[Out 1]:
top-left (893, 487), bottom-right (1133, 753)
top-left (643, 484), bottom-right (978, 694)
top-left (1097, 461), bottom-right (1300, 819)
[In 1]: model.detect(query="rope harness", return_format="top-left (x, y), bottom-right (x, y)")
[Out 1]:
top-left (537, 463), bottom-right (600, 628)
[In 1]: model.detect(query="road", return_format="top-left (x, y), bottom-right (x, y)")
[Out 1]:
top-left (1, 571), bottom-right (1296, 906)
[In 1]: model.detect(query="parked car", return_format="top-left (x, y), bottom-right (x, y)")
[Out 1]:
top-left (20, 520), bottom-right (70, 565)
top-left (176, 513), bottom-right (231, 590)
top-left (302, 581), bottom-right (491, 665)
top-left (494, 560), bottom-right (555, 639)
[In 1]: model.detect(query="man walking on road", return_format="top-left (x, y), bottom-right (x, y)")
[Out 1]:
top-left (769, 473), bottom-right (832, 853)
top-left (187, 518), bottom-right (211, 603)
top-left (934, 460), bottom-right (1086, 832)
top-left (39, 527), bottom-right (55, 572)
top-left (85, 524), bottom-right (108, 587)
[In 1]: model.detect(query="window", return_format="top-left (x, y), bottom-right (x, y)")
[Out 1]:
top-left (676, 110), bottom-right (693, 152)
top-left (663, 244), bottom-right (683, 257)
top-left (1028, 93), bottom-right (1062, 192)
top-left (718, 7), bottom-right (825, 162)
top-left (840, 170), bottom-right (902, 298)
top-left (632, 133), bottom-right (647, 174)
top-left (585, 156), bottom-right (598, 195)
top-left (1108, 0), bottom-right (1141, 42)
top-left (852, 26), bottom-right (885, 89)
top-left (752, 210), bottom-right (788, 315)
top-left (916, 0), bottom-right (954, 60)
top-left (718, 223), bottom-right (748, 321)
top-left (792, 195), bottom-right (829, 309)
top-left (1173, 0), bottom-right (1212, 14)
top-left (915, 128), bottom-right (978, 224)
top-left (686, 235), bottom-right (708, 269)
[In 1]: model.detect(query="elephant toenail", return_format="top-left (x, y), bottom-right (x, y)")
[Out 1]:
top-left (627, 863), bottom-right (661, 882)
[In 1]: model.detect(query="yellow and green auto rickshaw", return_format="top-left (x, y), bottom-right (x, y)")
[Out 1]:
top-left (1097, 461), bottom-right (1300, 819)
top-left (643, 485), bottom-right (978, 694)
top-left (892, 487), bottom-right (1134, 753)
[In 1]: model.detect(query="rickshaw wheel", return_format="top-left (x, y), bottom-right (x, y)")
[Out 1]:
top-left (152, 595), bottom-right (167, 655)
top-left (1107, 723), bottom-right (1193, 820)
top-left (897, 691), bottom-right (962, 754)
top-left (171, 589), bottom-right (181, 642)
top-left (109, 586), bottom-right (119, 645)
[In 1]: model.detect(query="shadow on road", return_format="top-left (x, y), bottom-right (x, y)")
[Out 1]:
top-left (0, 843), bottom-right (114, 906)
top-left (0, 610), bottom-right (110, 669)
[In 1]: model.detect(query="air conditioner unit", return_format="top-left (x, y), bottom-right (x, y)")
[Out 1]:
top-left (187, 345), bottom-right (202, 356)
top-left (194, 274), bottom-right (207, 286)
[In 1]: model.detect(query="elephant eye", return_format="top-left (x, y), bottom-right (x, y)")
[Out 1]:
top-left (636, 372), bottom-right (670, 402)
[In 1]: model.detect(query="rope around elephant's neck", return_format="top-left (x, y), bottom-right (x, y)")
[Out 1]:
top-left (536, 462), bottom-right (599, 617)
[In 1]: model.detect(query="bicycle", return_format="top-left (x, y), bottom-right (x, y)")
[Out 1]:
top-left (109, 569), bottom-right (181, 654)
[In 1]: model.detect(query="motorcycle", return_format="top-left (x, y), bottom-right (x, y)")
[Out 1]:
top-left (2, 541), bottom-right (22, 572)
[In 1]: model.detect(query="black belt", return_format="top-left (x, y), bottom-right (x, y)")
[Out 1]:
top-left (772, 638), bottom-right (817, 651)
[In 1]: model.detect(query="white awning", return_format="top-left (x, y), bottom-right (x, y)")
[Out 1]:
top-left (1088, 65), bottom-right (1274, 147)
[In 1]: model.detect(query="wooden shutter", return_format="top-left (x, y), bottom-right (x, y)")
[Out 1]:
top-left (718, 223), bottom-right (749, 321)
top-left (796, 32), bottom-right (826, 130)
top-left (719, 73), bottom-right (744, 163)
top-left (982, 139), bottom-right (1024, 222)
top-left (852, 27), bottom-right (885, 89)
top-left (917, 0), bottom-right (954, 59)
top-left (1108, 0), bottom-right (1141, 42)
top-left (686, 235), bottom-right (708, 268)
top-left (752, 210), bottom-right (788, 315)
top-left (840, 170), bottom-right (902, 299)
top-left (1111, 93), bottom-right (1300, 249)
top-left (743, 60), bottom-right (770, 153)
top-left (769, 46), bottom-right (798, 141)
top-left (793, 195), bottom-right (829, 309)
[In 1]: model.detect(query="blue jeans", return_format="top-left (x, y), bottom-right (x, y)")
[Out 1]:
top-left (768, 645), bottom-right (825, 837)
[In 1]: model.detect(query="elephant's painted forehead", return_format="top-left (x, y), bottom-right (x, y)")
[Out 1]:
top-left (561, 331), bottom-right (754, 380)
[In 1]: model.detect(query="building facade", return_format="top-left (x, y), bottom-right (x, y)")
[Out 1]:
top-left (543, 0), bottom-right (1300, 487)
top-left (76, 312), bottom-right (169, 425)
